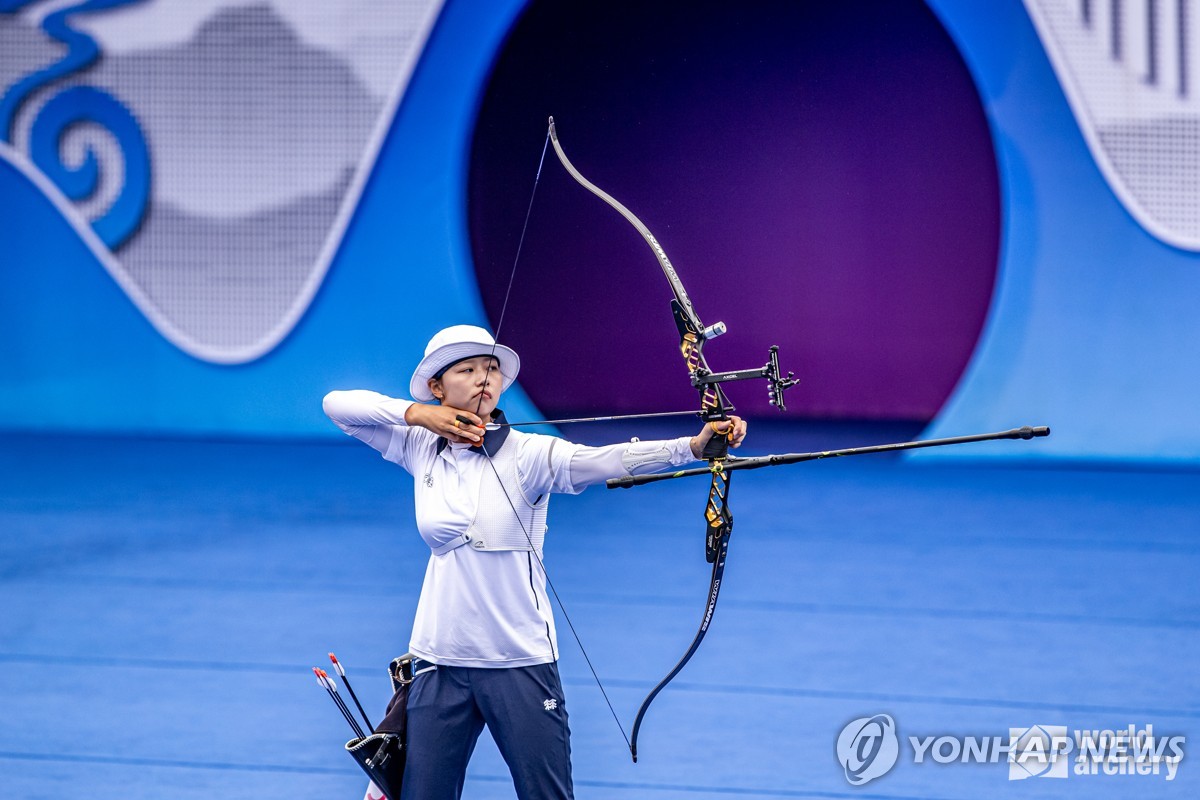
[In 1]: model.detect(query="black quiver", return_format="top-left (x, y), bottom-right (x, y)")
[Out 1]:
top-left (344, 654), bottom-right (414, 800)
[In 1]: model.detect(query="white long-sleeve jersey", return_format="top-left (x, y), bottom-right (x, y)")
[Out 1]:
top-left (323, 390), bottom-right (696, 667)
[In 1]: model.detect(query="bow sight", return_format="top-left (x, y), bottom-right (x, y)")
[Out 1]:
top-left (670, 300), bottom-right (799, 419)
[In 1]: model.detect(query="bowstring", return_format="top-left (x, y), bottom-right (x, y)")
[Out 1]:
top-left (471, 125), bottom-right (632, 751)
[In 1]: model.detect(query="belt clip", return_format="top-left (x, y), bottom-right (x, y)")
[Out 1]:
top-left (393, 654), bottom-right (415, 686)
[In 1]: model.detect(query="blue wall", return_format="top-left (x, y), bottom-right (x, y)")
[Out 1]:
top-left (3, 0), bottom-right (1199, 463)
top-left (921, 0), bottom-right (1200, 464)
top-left (0, 0), bottom-right (538, 437)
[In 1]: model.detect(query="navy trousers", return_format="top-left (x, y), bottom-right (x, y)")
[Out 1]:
top-left (399, 662), bottom-right (574, 800)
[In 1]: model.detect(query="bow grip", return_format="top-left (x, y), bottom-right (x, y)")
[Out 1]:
top-left (700, 428), bottom-right (730, 460)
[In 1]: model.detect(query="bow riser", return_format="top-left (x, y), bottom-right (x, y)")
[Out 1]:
top-left (704, 469), bottom-right (732, 564)
top-left (672, 300), bottom-right (733, 423)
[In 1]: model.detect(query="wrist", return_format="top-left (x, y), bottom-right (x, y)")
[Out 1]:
top-left (404, 402), bottom-right (427, 427)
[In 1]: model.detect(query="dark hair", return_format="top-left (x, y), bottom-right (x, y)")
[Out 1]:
top-left (432, 353), bottom-right (498, 381)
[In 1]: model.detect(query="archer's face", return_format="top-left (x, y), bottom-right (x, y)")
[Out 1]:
top-left (428, 356), bottom-right (502, 418)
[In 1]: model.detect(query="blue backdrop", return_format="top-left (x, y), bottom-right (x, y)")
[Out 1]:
top-left (2, 0), bottom-right (1198, 463)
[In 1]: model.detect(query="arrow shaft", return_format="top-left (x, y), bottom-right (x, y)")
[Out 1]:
top-left (494, 408), bottom-right (736, 428)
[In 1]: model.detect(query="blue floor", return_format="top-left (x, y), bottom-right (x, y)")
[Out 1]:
top-left (1, 425), bottom-right (1197, 799)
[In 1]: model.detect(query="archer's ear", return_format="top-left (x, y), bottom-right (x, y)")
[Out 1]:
top-left (428, 377), bottom-right (443, 401)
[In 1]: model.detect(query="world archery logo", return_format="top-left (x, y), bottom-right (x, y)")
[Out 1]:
top-left (836, 714), bottom-right (900, 786)
top-left (1009, 724), bottom-right (1070, 780)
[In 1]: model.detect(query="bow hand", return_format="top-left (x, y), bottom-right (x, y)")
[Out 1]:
top-left (690, 416), bottom-right (747, 460)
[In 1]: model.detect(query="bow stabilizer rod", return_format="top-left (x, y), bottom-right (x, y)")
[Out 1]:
top-left (608, 426), bottom-right (1051, 489)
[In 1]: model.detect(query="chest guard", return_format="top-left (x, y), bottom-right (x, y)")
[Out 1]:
top-left (429, 433), bottom-right (549, 556)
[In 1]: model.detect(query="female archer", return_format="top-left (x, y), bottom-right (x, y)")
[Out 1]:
top-left (322, 323), bottom-right (746, 800)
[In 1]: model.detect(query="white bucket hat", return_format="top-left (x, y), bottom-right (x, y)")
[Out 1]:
top-left (409, 325), bottom-right (520, 403)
